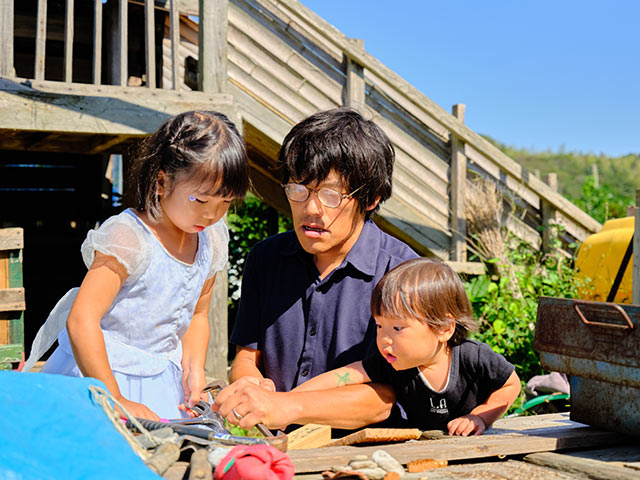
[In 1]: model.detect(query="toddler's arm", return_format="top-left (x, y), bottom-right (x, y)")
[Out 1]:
top-left (180, 275), bottom-right (214, 413)
top-left (447, 370), bottom-right (521, 436)
top-left (67, 252), bottom-right (160, 421)
top-left (292, 361), bottom-right (371, 392)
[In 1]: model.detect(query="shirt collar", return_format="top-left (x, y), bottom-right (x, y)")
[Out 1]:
top-left (280, 220), bottom-right (380, 277)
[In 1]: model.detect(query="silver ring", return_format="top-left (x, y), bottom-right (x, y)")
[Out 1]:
top-left (232, 408), bottom-right (243, 420)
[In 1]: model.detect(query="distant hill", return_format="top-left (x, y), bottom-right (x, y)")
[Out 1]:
top-left (484, 137), bottom-right (639, 222)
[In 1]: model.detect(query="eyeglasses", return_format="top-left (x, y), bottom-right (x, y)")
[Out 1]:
top-left (281, 183), bottom-right (365, 209)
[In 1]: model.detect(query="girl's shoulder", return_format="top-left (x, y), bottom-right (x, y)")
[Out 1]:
top-left (202, 220), bottom-right (230, 279)
top-left (81, 209), bottom-right (152, 279)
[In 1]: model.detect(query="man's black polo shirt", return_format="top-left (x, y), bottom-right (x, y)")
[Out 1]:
top-left (230, 219), bottom-right (418, 392)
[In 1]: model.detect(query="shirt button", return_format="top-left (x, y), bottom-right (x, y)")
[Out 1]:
top-left (301, 369), bottom-right (309, 377)
top-left (309, 328), bottom-right (316, 336)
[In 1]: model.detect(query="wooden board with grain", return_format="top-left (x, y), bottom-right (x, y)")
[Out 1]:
top-left (326, 428), bottom-right (422, 447)
top-left (287, 413), bottom-right (631, 474)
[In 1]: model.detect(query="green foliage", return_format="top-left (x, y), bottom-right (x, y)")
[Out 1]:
top-left (573, 176), bottom-right (631, 223)
top-left (227, 193), bottom-right (292, 317)
top-left (464, 230), bottom-right (585, 385)
top-left (483, 135), bottom-right (637, 218)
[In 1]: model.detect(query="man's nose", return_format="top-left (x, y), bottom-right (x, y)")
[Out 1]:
top-left (303, 192), bottom-right (323, 215)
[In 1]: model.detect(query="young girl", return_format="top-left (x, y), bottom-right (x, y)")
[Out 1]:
top-left (24, 110), bottom-right (249, 421)
top-left (293, 257), bottom-right (521, 436)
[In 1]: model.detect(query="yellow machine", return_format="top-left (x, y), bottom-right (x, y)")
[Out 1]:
top-left (575, 216), bottom-right (634, 303)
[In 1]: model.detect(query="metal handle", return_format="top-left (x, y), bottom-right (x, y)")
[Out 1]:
top-left (572, 300), bottom-right (635, 331)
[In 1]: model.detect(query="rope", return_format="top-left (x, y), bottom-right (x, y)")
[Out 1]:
top-left (88, 385), bottom-right (176, 461)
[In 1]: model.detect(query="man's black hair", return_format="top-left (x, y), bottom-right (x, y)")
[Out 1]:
top-left (279, 107), bottom-right (394, 218)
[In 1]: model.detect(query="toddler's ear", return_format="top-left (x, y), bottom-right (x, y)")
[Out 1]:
top-left (437, 315), bottom-right (456, 342)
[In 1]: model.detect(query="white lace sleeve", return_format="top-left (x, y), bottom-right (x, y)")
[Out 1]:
top-left (80, 211), bottom-right (150, 280)
top-left (205, 220), bottom-right (229, 279)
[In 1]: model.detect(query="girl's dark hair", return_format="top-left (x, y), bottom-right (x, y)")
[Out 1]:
top-left (131, 110), bottom-right (249, 221)
top-left (371, 257), bottom-right (477, 345)
top-left (278, 107), bottom-right (394, 218)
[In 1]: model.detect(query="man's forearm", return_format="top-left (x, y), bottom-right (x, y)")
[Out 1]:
top-left (285, 383), bottom-right (395, 429)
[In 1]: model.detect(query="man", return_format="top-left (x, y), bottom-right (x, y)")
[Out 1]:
top-left (214, 108), bottom-right (418, 430)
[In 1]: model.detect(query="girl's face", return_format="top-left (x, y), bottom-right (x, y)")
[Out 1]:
top-left (159, 174), bottom-right (235, 234)
top-left (375, 313), bottom-right (454, 371)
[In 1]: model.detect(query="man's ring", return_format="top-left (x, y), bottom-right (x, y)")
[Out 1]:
top-left (232, 408), bottom-right (243, 420)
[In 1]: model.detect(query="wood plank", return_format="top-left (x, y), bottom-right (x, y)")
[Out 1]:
top-left (525, 450), bottom-right (640, 480)
top-left (0, 288), bottom-right (25, 312)
top-left (145, 0), bottom-right (156, 88)
top-left (205, 259), bottom-right (228, 380)
top-left (0, 229), bottom-right (23, 251)
top-left (169, 0), bottom-right (180, 89)
top-left (119, 0), bottom-right (128, 86)
top-left (198, 0), bottom-right (227, 93)
top-left (34, 0), bottom-right (47, 81)
top-left (288, 423), bottom-right (626, 473)
top-left (64, 0), bottom-right (74, 82)
top-left (92, 0), bottom-right (103, 84)
top-left (450, 104), bottom-right (467, 262)
top-left (287, 424), bottom-right (332, 450)
top-left (0, 82), bottom-right (236, 136)
top-left (0, 0), bottom-right (14, 77)
top-left (345, 39), bottom-right (365, 108)
top-left (415, 459), bottom-right (579, 479)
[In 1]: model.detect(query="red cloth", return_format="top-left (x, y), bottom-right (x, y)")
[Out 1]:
top-left (213, 444), bottom-right (295, 480)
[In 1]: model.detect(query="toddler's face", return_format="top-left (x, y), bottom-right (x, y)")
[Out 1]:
top-left (375, 314), bottom-right (451, 371)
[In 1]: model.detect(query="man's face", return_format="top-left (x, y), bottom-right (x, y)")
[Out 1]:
top-left (287, 170), bottom-right (369, 268)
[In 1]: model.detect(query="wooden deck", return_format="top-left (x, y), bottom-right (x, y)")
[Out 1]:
top-left (162, 413), bottom-right (640, 479)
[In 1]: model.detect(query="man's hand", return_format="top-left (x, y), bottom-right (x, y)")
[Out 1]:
top-left (447, 414), bottom-right (486, 436)
top-left (211, 377), bottom-right (297, 430)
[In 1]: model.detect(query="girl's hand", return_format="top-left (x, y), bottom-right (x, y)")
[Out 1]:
top-left (447, 414), bottom-right (486, 436)
top-left (181, 366), bottom-right (207, 413)
top-left (116, 396), bottom-right (160, 421)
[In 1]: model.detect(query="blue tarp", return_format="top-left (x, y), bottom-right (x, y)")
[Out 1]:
top-left (0, 371), bottom-right (161, 480)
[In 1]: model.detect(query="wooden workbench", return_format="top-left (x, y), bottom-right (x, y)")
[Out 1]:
top-left (164, 413), bottom-right (640, 479)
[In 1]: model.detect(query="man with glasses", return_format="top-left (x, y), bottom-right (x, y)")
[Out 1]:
top-left (214, 108), bottom-right (418, 431)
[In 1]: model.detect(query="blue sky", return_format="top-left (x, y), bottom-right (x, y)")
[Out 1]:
top-left (301, 1), bottom-right (639, 157)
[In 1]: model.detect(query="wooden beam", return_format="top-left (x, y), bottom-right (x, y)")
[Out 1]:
top-left (119, 0), bottom-right (128, 86)
top-left (93, 0), bottom-right (103, 84)
top-left (0, 0), bottom-right (14, 77)
top-left (0, 229), bottom-right (23, 251)
top-left (205, 261), bottom-right (228, 381)
top-left (0, 81), bottom-right (236, 136)
top-left (35, 0), bottom-right (47, 81)
top-left (169, 0), bottom-right (180, 89)
top-left (542, 173), bottom-right (559, 252)
top-left (199, 0), bottom-right (227, 93)
top-left (145, 0), bottom-right (156, 88)
top-left (64, 0), bottom-right (74, 82)
top-left (0, 288), bottom-right (25, 312)
top-left (345, 38), bottom-right (365, 109)
top-left (450, 103), bottom-right (466, 262)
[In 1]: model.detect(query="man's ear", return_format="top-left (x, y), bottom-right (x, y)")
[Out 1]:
top-left (365, 197), bottom-right (381, 212)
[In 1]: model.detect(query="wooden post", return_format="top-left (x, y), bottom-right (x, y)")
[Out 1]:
top-left (169, 0), bottom-right (180, 89)
top-left (64, 0), bottom-right (74, 83)
top-left (144, 0), bottom-right (156, 88)
top-left (345, 39), bottom-right (365, 109)
top-left (542, 173), bottom-right (559, 253)
top-left (118, 0), bottom-right (128, 86)
top-left (633, 190), bottom-right (640, 305)
top-left (92, 0), bottom-right (102, 84)
top-left (450, 104), bottom-right (467, 262)
top-left (198, 0), bottom-right (227, 93)
top-left (35, 0), bottom-right (47, 81)
top-left (0, 0), bottom-right (14, 77)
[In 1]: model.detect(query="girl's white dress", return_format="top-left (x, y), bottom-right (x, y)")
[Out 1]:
top-left (24, 208), bottom-right (229, 419)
